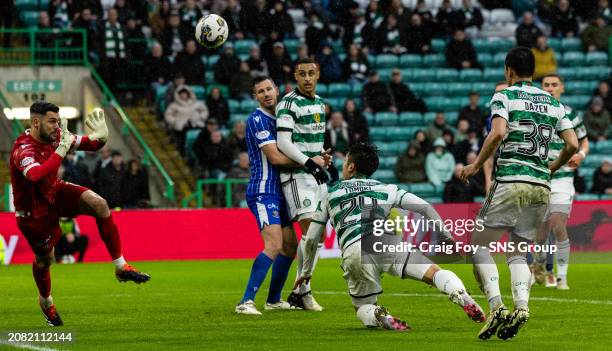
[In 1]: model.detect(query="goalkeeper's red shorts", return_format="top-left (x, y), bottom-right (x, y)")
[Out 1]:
top-left (17, 182), bottom-right (89, 257)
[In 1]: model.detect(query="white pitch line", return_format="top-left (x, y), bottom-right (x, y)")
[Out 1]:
top-left (0, 340), bottom-right (65, 351)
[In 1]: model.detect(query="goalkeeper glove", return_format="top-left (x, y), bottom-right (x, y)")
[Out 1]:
top-left (55, 118), bottom-right (74, 157)
top-left (304, 158), bottom-right (329, 185)
top-left (85, 108), bottom-right (109, 143)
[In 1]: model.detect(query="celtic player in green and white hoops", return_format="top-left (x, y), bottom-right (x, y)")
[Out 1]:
top-left (535, 74), bottom-right (590, 290)
top-left (276, 58), bottom-right (331, 311)
top-left (461, 47), bottom-right (578, 340)
top-left (295, 143), bottom-right (485, 330)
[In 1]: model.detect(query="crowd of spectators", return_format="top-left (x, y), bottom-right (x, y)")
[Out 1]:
top-left (2, 0), bottom-right (612, 203)
top-left (57, 147), bottom-right (151, 209)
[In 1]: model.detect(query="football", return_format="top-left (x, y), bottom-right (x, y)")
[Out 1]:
top-left (195, 14), bottom-right (229, 48)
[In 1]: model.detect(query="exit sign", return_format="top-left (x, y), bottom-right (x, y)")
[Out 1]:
top-left (6, 80), bottom-right (62, 93)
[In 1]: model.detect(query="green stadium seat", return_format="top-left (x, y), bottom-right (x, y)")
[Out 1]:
top-left (561, 37), bottom-right (582, 52)
top-left (577, 66), bottom-right (611, 80)
top-left (426, 97), bottom-right (457, 111)
top-left (424, 112), bottom-right (437, 123)
top-left (317, 83), bottom-right (328, 97)
top-left (350, 82), bottom-right (363, 97)
top-left (565, 81), bottom-right (597, 94)
top-left (423, 53), bottom-right (446, 67)
top-left (331, 40), bottom-right (344, 53)
top-left (412, 69), bottom-right (436, 81)
top-left (477, 53), bottom-right (493, 67)
top-left (493, 52), bottom-right (506, 66)
top-left (448, 82), bottom-right (472, 96)
top-left (387, 128), bottom-right (411, 141)
top-left (423, 196), bottom-right (443, 204)
top-left (399, 54), bottom-right (422, 68)
top-left (473, 39), bottom-right (492, 53)
top-left (229, 113), bottom-right (249, 126)
top-left (424, 82), bottom-right (447, 96)
top-left (445, 111), bottom-right (459, 125)
top-left (575, 194), bottom-right (600, 201)
top-left (378, 142), bottom-right (397, 156)
top-left (408, 182), bottom-right (436, 197)
top-left (15, 0), bottom-right (46, 10)
top-left (367, 54), bottom-right (376, 66)
top-left (327, 97), bottom-right (344, 111)
top-left (155, 85), bottom-right (168, 101)
top-left (328, 83), bottom-right (351, 97)
top-left (460, 69), bottom-right (483, 82)
top-left (185, 129), bottom-right (202, 163)
top-left (484, 68), bottom-right (504, 81)
top-left (399, 69), bottom-right (413, 81)
top-left (370, 127), bottom-right (388, 141)
top-left (548, 38), bottom-right (561, 52)
top-left (206, 55), bottom-right (219, 69)
top-left (584, 154), bottom-right (607, 168)
top-left (471, 82), bottom-right (496, 96)
top-left (557, 67), bottom-right (578, 81)
top-left (594, 140), bottom-right (612, 153)
top-left (19, 11), bottom-right (39, 27)
top-left (489, 39), bottom-right (514, 53)
top-left (372, 169), bottom-right (396, 183)
top-left (191, 85), bottom-right (206, 99)
top-left (562, 51), bottom-right (585, 66)
top-left (436, 69), bottom-right (459, 82)
top-left (398, 112), bottom-right (423, 126)
top-left (380, 156), bottom-right (398, 169)
top-left (238, 54), bottom-right (249, 61)
top-left (240, 99), bottom-right (258, 113)
top-left (375, 54), bottom-right (399, 68)
top-left (586, 51), bottom-right (609, 66)
top-left (579, 167), bottom-right (596, 180)
top-left (431, 39), bottom-right (447, 52)
top-left (234, 40), bottom-right (256, 55)
top-left (410, 82), bottom-right (427, 96)
top-left (563, 95), bottom-right (591, 109)
top-left (364, 112), bottom-right (375, 125)
top-left (283, 39), bottom-right (301, 53)
top-left (374, 112), bottom-right (398, 126)
top-left (228, 99), bottom-right (240, 113)
top-left (205, 71), bottom-right (215, 84)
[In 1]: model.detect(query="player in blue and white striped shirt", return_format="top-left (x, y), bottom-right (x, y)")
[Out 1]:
top-left (236, 76), bottom-right (328, 315)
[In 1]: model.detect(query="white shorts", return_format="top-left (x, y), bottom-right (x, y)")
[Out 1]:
top-left (479, 181), bottom-right (550, 241)
top-left (341, 241), bottom-right (433, 306)
top-left (282, 176), bottom-right (327, 221)
top-left (546, 177), bottom-right (575, 217)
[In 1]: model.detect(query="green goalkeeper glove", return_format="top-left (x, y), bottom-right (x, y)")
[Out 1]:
top-left (85, 108), bottom-right (108, 143)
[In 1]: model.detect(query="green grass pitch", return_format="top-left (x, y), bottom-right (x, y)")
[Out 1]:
top-left (1, 258), bottom-right (612, 350)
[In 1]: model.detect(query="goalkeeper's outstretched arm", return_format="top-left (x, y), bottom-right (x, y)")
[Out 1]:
top-left (74, 108), bottom-right (109, 151)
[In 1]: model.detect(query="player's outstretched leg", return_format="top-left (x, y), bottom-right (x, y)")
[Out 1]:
top-left (497, 254), bottom-right (531, 340)
top-left (265, 226), bottom-right (297, 310)
top-left (288, 222), bottom-right (323, 311)
top-left (356, 304), bottom-right (410, 331)
top-left (33, 253), bottom-right (63, 326)
top-left (78, 190), bottom-right (150, 284)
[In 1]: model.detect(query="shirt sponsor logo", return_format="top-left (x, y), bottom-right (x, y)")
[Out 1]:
top-left (256, 131), bottom-right (270, 139)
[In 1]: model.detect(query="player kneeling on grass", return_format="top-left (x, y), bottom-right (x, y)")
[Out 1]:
top-left (294, 143), bottom-right (485, 330)
top-left (10, 102), bottom-right (151, 327)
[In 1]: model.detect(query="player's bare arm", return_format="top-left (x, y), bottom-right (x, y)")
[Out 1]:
top-left (567, 137), bottom-right (589, 168)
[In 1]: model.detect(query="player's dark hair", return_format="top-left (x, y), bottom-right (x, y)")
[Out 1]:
top-left (294, 57), bottom-right (318, 70)
top-left (347, 142), bottom-right (379, 177)
top-left (252, 76), bottom-right (274, 90)
top-left (30, 101), bottom-right (59, 119)
top-left (541, 73), bottom-right (563, 83)
top-left (505, 47), bottom-right (535, 78)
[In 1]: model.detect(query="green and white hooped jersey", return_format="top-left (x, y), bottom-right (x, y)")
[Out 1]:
top-left (312, 178), bottom-right (406, 251)
top-left (276, 89), bottom-right (326, 182)
top-left (490, 82), bottom-right (573, 188)
top-left (548, 103), bottom-right (587, 180)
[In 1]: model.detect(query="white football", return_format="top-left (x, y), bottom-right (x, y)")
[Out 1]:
top-left (195, 14), bottom-right (229, 48)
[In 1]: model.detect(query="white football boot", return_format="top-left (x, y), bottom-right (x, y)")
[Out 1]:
top-left (235, 300), bottom-right (262, 315)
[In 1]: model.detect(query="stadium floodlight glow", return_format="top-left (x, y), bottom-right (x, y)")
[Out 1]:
top-left (3, 106), bottom-right (79, 120)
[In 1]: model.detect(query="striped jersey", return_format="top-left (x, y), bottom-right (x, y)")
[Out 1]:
top-left (490, 81), bottom-right (573, 187)
top-left (549, 104), bottom-right (587, 180)
top-left (312, 178), bottom-right (406, 250)
top-left (276, 89), bottom-right (326, 182)
top-left (245, 108), bottom-right (281, 196)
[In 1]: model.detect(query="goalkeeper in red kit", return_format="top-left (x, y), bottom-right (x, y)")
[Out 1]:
top-left (10, 101), bottom-right (150, 327)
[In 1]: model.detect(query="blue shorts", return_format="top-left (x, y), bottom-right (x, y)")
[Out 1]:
top-left (246, 194), bottom-right (291, 231)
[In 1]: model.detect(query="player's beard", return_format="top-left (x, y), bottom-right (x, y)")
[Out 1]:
top-left (40, 128), bottom-right (57, 143)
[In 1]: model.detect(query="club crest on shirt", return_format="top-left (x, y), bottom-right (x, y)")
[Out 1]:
top-left (314, 113), bottom-right (321, 123)
top-left (20, 157), bottom-right (35, 167)
top-left (256, 131), bottom-right (270, 139)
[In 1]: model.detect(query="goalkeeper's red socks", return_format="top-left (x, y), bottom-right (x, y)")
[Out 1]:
top-left (96, 215), bottom-right (123, 262)
top-left (32, 261), bottom-right (51, 298)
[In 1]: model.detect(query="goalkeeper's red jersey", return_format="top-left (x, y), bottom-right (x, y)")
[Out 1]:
top-left (10, 129), bottom-right (104, 217)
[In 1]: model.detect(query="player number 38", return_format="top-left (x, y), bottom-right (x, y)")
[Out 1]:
top-left (7, 332), bottom-right (73, 343)
top-left (517, 119), bottom-right (553, 160)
